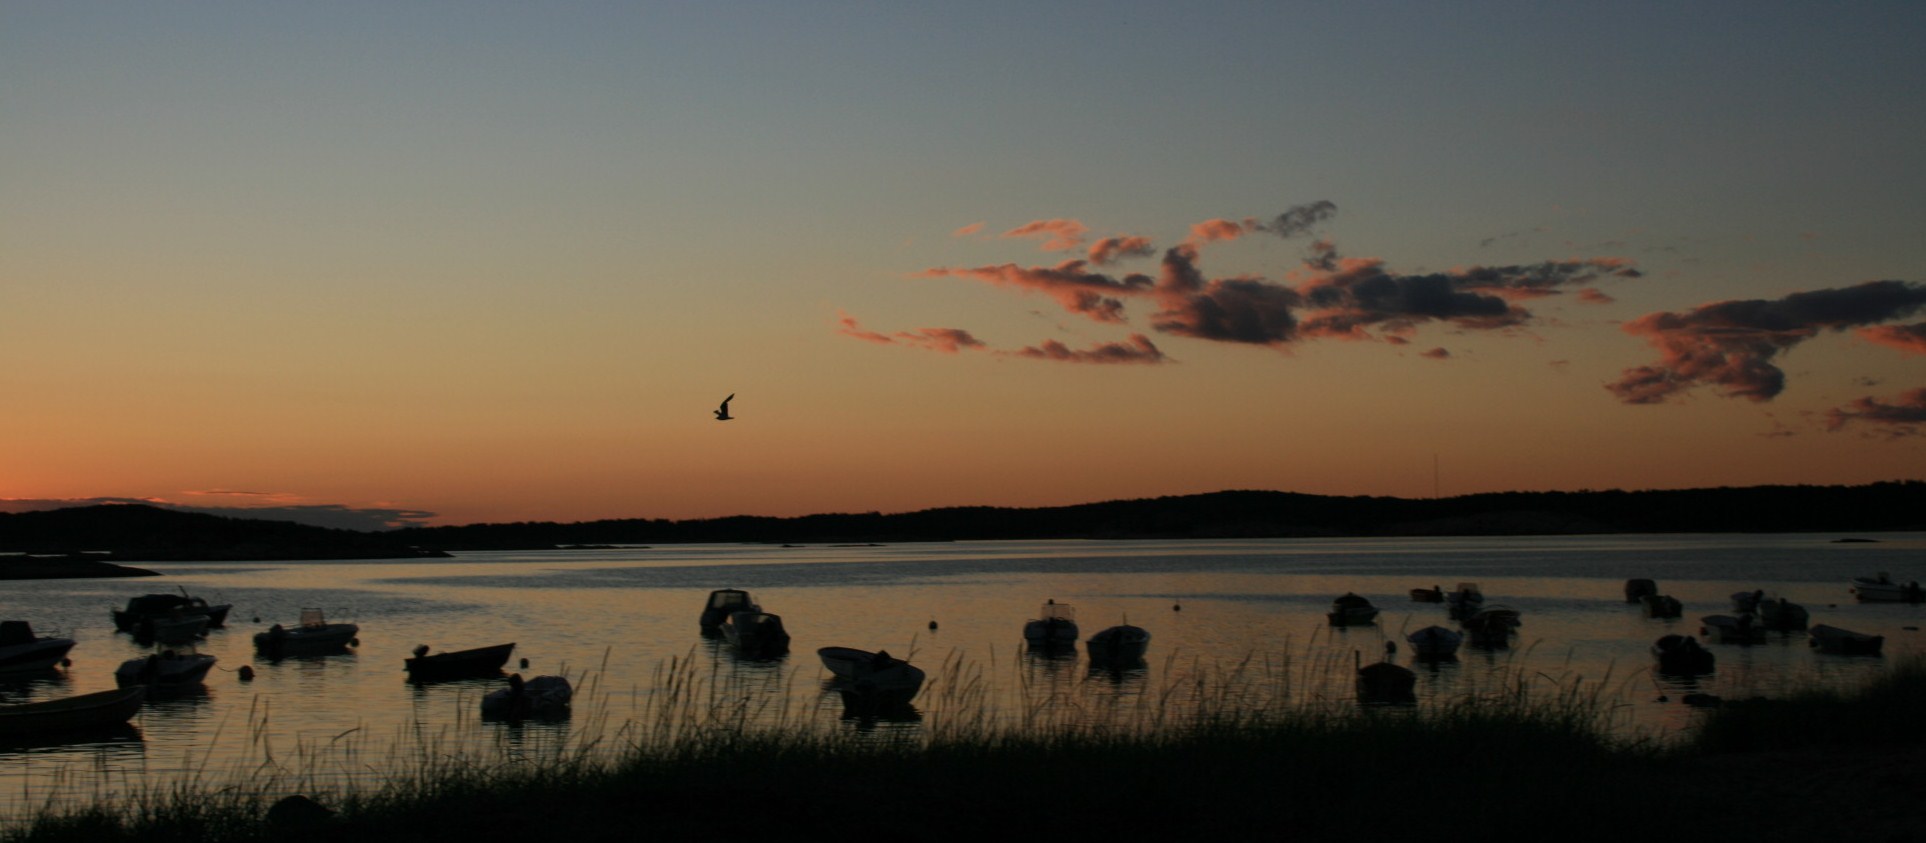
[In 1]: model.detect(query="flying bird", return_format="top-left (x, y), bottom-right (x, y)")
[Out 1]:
top-left (714, 394), bottom-right (734, 421)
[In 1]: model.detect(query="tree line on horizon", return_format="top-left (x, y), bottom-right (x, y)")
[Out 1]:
top-left (3, 482), bottom-right (1921, 560)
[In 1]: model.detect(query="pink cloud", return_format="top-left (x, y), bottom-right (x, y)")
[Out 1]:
top-left (1858, 323), bottom-right (1926, 355)
top-left (836, 313), bottom-right (987, 354)
top-left (1607, 280), bottom-right (1926, 404)
top-left (1420, 347), bottom-right (1451, 360)
top-left (1002, 219), bottom-right (1089, 251)
top-left (1087, 235), bottom-right (1155, 266)
top-left (952, 222), bottom-right (985, 237)
top-left (920, 260), bottom-right (1153, 323)
top-left (1577, 288), bottom-right (1615, 304)
top-left (1186, 219), bottom-right (1250, 246)
top-left (1826, 387), bottom-right (1926, 435)
top-left (1009, 334), bottom-right (1169, 365)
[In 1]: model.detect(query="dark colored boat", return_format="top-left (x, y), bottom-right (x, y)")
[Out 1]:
top-left (1809, 624), bottom-right (1883, 656)
top-left (721, 612), bottom-right (790, 659)
top-left (0, 621), bottom-right (76, 674)
top-left (1086, 624), bottom-right (1151, 669)
top-left (1625, 578), bottom-right (1657, 603)
top-left (112, 591), bottom-right (231, 633)
top-left (1652, 634), bottom-right (1715, 674)
top-left (1356, 652), bottom-right (1417, 705)
top-left (0, 685), bottom-right (146, 737)
top-left (405, 642), bottom-right (516, 682)
top-left (699, 589), bottom-right (758, 635)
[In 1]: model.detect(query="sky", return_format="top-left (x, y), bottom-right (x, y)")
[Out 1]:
top-left (3, 2), bottom-right (1924, 529)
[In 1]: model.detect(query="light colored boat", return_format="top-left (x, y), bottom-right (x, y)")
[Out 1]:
top-left (0, 621), bottom-right (76, 674)
top-left (1406, 625), bottom-right (1463, 659)
top-left (1850, 574), bottom-right (1923, 603)
top-left (115, 651), bottom-right (217, 687)
top-left (1327, 593), bottom-right (1380, 627)
top-left (1086, 624), bottom-right (1151, 668)
top-left (721, 611), bottom-right (791, 659)
top-left (0, 686), bottom-right (146, 737)
top-left (1809, 624), bottom-right (1884, 656)
top-left (254, 608), bottom-right (359, 657)
top-left (480, 674), bottom-right (573, 720)
top-left (1022, 600), bottom-right (1080, 647)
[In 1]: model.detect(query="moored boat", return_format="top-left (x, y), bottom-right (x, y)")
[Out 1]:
top-left (254, 609), bottom-right (358, 658)
top-left (1755, 597), bottom-right (1809, 631)
top-left (1849, 574), bottom-right (1924, 603)
top-left (1640, 594), bottom-right (1683, 619)
top-left (1356, 649), bottom-right (1416, 705)
top-left (816, 647), bottom-right (927, 702)
top-left (1700, 614), bottom-right (1765, 645)
top-left (1022, 599), bottom-right (1080, 648)
top-left (1809, 624), bottom-right (1884, 656)
top-left (698, 589), bottom-right (759, 634)
top-left (1086, 624), bottom-right (1151, 668)
top-left (137, 610), bottom-right (209, 646)
top-left (721, 611), bottom-right (791, 659)
top-left (1406, 625), bottom-right (1463, 659)
top-left (1409, 585), bottom-right (1444, 603)
top-left (1327, 593), bottom-right (1380, 627)
top-left (0, 621), bottom-right (76, 674)
top-left (1462, 605), bottom-right (1520, 648)
top-left (115, 651), bottom-right (217, 688)
top-left (480, 673), bottom-right (573, 720)
top-left (405, 642), bottom-right (516, 682)
top-left (0, 686), bottom-right (146, 737)
top-left (1624, 579), bottom-right (1657, 603)
top-left (113, 590), bottom-right (231, 632)
top-left (1651, 634), bottom-right (1715, 674)
top-left (1447, 583), bottom-right (1485, 620)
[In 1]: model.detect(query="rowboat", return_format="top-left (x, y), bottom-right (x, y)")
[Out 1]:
top-left (405, 642), bottom-right (516, 682)
top-left (480, 673), bottom-right (573, 720)
top-left (1086, 624), bottom-right (1152, 668)
top-left (817, 647), bottom-right (927, 706)
top-left (1327, 593), bottom-right (1380, 627)
top-left (1809, 624), bottom-right (1884, 656)
top-left (1406, 625), bottom-right (1464, 659)
top-left (721, 611), bottom-right (791, 659)
top-left (1652, 634), bottom-right (1715, 674)
top-left (0, 686), bottom-right (146, 737)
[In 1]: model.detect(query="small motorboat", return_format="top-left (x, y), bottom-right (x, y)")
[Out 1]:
top-left (1640, 594), bottom-right (1683, 619)
top-left (1447, 583), bottom-right (1486, 620)
top-left (816, 647), bottom-right (927, 703)
top-left (405, 642), bottom-right (516, 682)
top-left (0, 621), bottom-right (76, 674)
top-left (136, 610), bottom-right (209, 646)
top-left (1462, 605), bottom-right (1520, 648)
top-left (1700, 614), bottom-right (1765, 645)
top-left (1809, 624), bottom-right (1884, 656)
top-left (1022, 599), bottom-right (1080, 649)
top-left (0, 686), bottom-right (146, 738)
top-left (254, 609), bottom-right (359, 658)
top-left (1327, 593), bottom-right (1380, 627)
top-left (1849, 573), bottom-right (1924, 603)
top-left (1406, 625), bottom-right (1463, 659)
top-left (698, 589), bottom-right (759, 634)
top-left (1755, 597), bottom-right (1809, 631)
top-left (721, 611), bottom-right (791, 659)
top-left (1356, 649), bottom-right (1416, 705)
top-left (1731, 589), bottom-right (1765, 613)
top-left (114, 651), bottom-right (217, 688)
top-left (113, 590), bottom-right (232, 633)
top-left (1624, 579), bottom-right (1657, 604)
top-left (480, 673), bottom-right (573, 720)
top-left (1652, 634), bottom-right (1715, 674)
top-left (1086, 624), bottom-right (1151, 668)
top-left (1409, 585), bottom-right (1444, 603)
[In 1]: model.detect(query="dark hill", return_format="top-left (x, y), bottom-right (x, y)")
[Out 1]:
top-left (391, 481), bottom-right (1926, 550)
top-left (0, 504), bottom-right (450, 563)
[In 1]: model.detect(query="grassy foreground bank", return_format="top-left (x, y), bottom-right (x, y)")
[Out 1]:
top-left (10, 657), bottom-right (1925, 842)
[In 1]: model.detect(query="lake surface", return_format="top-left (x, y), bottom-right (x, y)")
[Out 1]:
top-left (3, 533), bottom-right (1924, 824)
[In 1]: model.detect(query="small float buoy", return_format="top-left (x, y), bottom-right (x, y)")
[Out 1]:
top-left (1173, 602), bottom-right (1182, 612)
top-left (1656, 695), bottom-right (1668, 703)
top-left (253, 617), bottom-right (261, 623)
top-left (928, 619), bottom-right (938, 631)
top-left (238, 665), bottom-right (255, 681)
top-left (519, 657), bottom-right (529, 669)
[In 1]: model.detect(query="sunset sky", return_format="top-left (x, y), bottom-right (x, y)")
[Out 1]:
top-left (4, 3), bottom-right (1923, 529)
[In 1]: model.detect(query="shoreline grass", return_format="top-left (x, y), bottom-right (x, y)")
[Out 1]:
top-left (8, 654), bottom-right (1923, 841)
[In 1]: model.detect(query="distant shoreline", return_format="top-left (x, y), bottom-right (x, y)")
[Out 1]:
top-left (0, 554), bottom-right (158, 580)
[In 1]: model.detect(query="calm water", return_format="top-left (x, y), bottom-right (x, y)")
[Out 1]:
top-left (3, 533), bottom-right (1924, 822)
